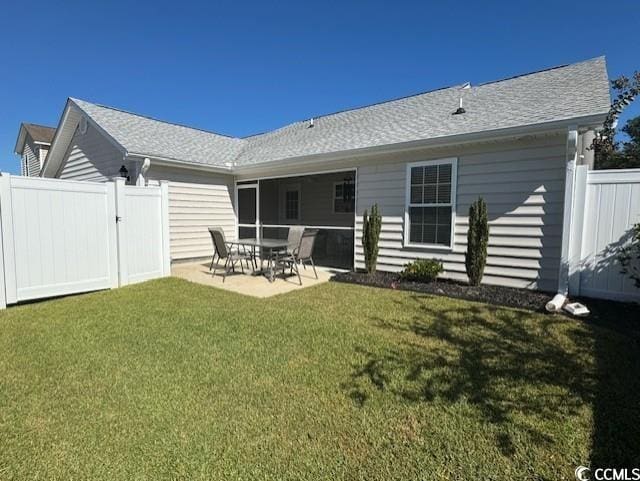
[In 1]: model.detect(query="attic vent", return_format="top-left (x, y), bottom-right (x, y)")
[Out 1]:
top-left (452, 97), bottom-right (466, 115)
top-left (79, 116), bottom-right (88, 134)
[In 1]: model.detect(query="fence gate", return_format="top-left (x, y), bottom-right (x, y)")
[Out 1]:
top-left (570, 167), bottom-right (640, 302)
top-left (116, 182), bottom-right (170, 285)
top-left (0, 175), bottom-right (170, 308)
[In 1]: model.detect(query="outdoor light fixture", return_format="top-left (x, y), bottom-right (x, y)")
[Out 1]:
top-left (119, 165), bottom-right (129, 180)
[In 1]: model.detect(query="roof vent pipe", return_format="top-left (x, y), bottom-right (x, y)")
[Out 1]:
top-left (308, 118), bottom-right (315, 128)
top-left (452, 97), bottom-right (466, 115)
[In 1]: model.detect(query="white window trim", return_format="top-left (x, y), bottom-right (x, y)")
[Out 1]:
top-left (282, 184), bottom-right (301, 222)
top-left (403, 157), bottom-right (458, 250)
top-left (332, 180), bottom-right (355, 214)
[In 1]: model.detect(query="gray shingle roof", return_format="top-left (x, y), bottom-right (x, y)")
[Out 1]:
top-left (70, 98), bottom-right (246, 167)
top-left (70, 57), bottom-right (610, 169)
top-left (236, 57), bottom-right (610, 166)
top-left (23, 123), bottom-right (56, 144)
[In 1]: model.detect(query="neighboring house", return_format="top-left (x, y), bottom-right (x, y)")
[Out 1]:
top-left (14, 123), bottom-right (56, 177)
top-left (36, 57), bottom-right (610, 292)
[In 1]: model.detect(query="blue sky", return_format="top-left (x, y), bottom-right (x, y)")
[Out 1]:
top-left (0, 0), bottom-right (638, 174)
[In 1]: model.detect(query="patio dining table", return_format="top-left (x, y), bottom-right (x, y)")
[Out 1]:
top-left (231, 238), bottom-right (290, 282)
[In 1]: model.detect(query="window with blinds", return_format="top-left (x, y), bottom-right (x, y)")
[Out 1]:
top-left (405, 159), bottom-right (457, 248)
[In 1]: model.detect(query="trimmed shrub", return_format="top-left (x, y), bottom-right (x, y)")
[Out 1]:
top-left (465, 197), bottom-right (489, 286)
top-left (362, 204), bottom-right (382, 274)
top-left (400, 259), bottom-right (443, 283)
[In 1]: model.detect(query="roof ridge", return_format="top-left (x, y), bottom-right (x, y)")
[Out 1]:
top-left (475, 56), bottom-right (606, 87)
top-left (69, 98), bottom-right (244, 142)
top-left (242, 83), bottom-right (467, 139)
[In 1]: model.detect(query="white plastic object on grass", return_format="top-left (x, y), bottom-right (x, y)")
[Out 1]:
top-left (545, 294), bottom-right (566, 313)
top-left (564, 302), bottom-right (590, 317)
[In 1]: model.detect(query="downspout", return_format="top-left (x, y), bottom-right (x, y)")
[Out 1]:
top-left (135, 157), bottom-right (152, 186)
top-left (546, 126), bottom-right (578, 312)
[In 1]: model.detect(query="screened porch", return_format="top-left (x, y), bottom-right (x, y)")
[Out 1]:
top-left (236, 170), bottom-right (356, 269)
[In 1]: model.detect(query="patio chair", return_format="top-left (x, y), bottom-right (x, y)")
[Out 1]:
top-left (277, 228), bottom-right (319, 285)
top-left (209, 227), bottom-right (256, 271)
top-left (208, 228), bottom-right (253, 282)
top-left (261, 225), bottom-right (305, 271)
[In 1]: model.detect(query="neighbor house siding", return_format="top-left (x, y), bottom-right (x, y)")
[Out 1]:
top-left (146, 165), bottom-right (236, 262)
top-left (23, 143), bottom-right (40, 177)
top-left (58, 123), bottom-right (122, 181)
top-left (354, 136), bottom-right (567, 291)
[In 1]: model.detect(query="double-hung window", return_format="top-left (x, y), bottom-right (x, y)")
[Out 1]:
top-left (333, 180), bottom-right (355, 213)
top-left (405, 158), bottom-right (457, 248)
top-left (284, 187), bottom-right (300, 221)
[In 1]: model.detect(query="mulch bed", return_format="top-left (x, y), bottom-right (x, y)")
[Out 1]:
top-left (332, 271), bottom-right (552, 312)
top-left (332, 271), bottom-right (640, 335)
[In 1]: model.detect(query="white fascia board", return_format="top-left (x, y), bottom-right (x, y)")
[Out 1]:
top-left (40, 101), bottom-right (74, 177)
top-left (13, 125), bottom-right (28, 155)
top-left (127, 154), bottom-right (233, 175)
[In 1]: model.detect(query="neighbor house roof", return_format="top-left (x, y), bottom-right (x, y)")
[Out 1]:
top-left (14, 123), bottom-right (56, 154)
top-left (44, 56), bottom-right (611, 174)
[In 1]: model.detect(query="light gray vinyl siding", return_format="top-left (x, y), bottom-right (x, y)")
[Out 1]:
top-left (23, 143), bottom-right (40, 177)
top-left (146, 164), bottom-right (236, 262)
top-left (58, 123), bottom-right (122, 181)
top-left (354, 136), bottom-right (567, 291)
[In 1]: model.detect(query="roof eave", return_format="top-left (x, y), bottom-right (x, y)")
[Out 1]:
top-left (233, 113), bottom-right (608, 175)
top-left (127, 152), bottom-right (234, 174)
top-left (13, 125), bottom-right (27, 155)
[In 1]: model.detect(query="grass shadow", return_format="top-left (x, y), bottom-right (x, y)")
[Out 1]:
top-left (343, 293), bottom-right (640, 462)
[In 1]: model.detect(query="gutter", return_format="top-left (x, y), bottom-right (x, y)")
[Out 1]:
top-left (128, 154), bottom-right (233, 175)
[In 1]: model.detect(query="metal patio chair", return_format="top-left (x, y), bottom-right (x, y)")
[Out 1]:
top-left (262, 225), bottom-right (305, 272)
top-left (276, 228), bottom-right (319, 285)
top-left (208, 227), bottom-right (253, 282)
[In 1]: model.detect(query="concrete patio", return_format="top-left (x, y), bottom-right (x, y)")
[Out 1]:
top-left (171, 261), bottom-right (335, 297)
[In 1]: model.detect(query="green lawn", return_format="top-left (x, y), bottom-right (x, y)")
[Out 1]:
top-left (0, 278), bottom-right (638, 480)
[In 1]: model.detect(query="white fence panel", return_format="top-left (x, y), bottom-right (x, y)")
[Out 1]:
top-left (575, 169), bottom-right (640, 302)
top-left (0, 174), bottom-right (170, 308)
top-left (0, 176), bottom-right (117, 304)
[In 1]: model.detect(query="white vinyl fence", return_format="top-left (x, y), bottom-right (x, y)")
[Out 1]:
top-left (569, 167), bottom-right (640, 302)
top-left (0, 174), bottom-right (170, 308)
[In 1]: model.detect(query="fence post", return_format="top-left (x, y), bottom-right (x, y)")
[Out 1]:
top-left (160, 180), bottom-right (171, 276)
top-left (106, 182), bottom-right (119, 289)
top-left (114, 177), bottom-right (128, 287)
top-left (568, 165), bottom-right (588, 296)
top-left (0, 174), bottom-right (16, 306)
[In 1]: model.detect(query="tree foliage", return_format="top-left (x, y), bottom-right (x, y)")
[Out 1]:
top-left (592, 72), bottom-right (640, 169)
top-left (464, 198), bottom-right (489, 287)
top-left (619, 223), bottom-right (640, 288)
top-left (362, 204), bottom-right (381, 274)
